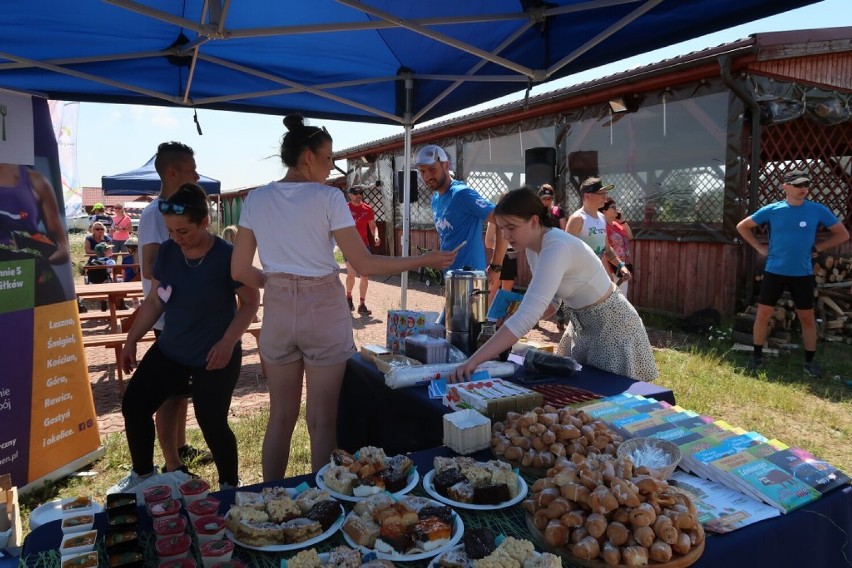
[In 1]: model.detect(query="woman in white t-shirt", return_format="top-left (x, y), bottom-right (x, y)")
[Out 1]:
top-left (231, 115), bottom-right (456, 480)
top-left (453, 188), bottom-right (657, 383)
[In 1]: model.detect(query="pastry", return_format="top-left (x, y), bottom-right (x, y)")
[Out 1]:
top-left (343, 514), bottom-right (380, 548)
top-left (325, 545), bottom-right (362, 568)
top-left (417, 505), bottom-right (454, 525)
top-left (472, 483), bottom-right (510, 505)
top-left (305, 500), bottom-right (341, 531)
top-left (287, 548), bottom-right (322, 568)
top-left (621, 545), bottom-right (649, 566)
top-left (266, 497), bottom-right (301, 522)
top-left (353, 492), bottom-right (395, 516)
top-left (234, 520), bottom-right (282, 547)
top-left (295, 488), bottom-right (332, 513)
top-left (649, 540), bottom-right (673, 563)
top-left (463, 527), bottom-right (496, 559)
top-left (413, 517), bottom-right (453, 550)
top-left (447, 481), bottom-right (475, 503)
top-left (281, 518), bottom-right (322, 544)
top-left (379, 468), bottom-right (409, 493)
top-left (323, 465), bottom-right (358, 495)
top-left (434, 468), bottom-right (467, 496)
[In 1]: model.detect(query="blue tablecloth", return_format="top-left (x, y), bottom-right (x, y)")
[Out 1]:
top-left (337, 354), bottom-right (675, 454)
top-left (22, 445), bottom-right (852, 567)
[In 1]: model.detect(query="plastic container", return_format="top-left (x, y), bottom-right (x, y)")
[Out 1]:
top-left (106, 493), bottom-right (138, 514)
top-left (200, 538), bottom-right (234, 568)
top-left (148, 498), bottom-right (182, 522)
top-left (60, 551), bottom-right (99, 568)
top-left (104, 528), bottom-right (139, 552)
top-left (179, 478), bottom-right (210, 504)
top-left (405, 334), bottom-right (450, 364)
top-left (443, 409), bottom-right (491, 455)
top-left (153, 516), bottom-right (187, 543)
top-left (108, 511), bottom-right (139, 531)
top-left (193, 515), bottom-right (226, 544)
top-left (186, 496), bottom-right (220, 524)
top-left (155, 534), bottom-right (192, 562)
top-left (61, 513), bottom-right (95, 534)
top-left (59, 529), bottom-right (98, 555)
top-left (107, 550), bottom-right (144, 568)
top-left (144, 485), bottom-right (173, 505)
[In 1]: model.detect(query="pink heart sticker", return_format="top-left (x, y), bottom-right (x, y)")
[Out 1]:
top-left (157, 284), bottom-right (172, 303)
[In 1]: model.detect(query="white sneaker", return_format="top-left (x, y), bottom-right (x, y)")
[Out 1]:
top-left (107, 468), bottom-right (158, 497)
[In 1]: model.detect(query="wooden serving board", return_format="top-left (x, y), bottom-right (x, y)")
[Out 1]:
top-left (524, 514), bottom-right (705, 568)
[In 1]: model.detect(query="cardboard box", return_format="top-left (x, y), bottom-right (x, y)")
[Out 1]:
top-left (386, 310), bottom-right (431, 353)
top-left (0, 474), bottom-right (22, 550)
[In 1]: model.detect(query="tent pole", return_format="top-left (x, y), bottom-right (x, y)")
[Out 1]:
top-left (400, 76), bottom-right (414, 310)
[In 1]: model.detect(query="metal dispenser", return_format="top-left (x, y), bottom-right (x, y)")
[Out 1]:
top-left (444, 269), bottom-right (489, 354)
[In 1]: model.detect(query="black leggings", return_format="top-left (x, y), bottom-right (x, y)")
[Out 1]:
top-left (122, 342), bottom-right (241, 485)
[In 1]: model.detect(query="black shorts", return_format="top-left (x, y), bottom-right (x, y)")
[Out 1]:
top-left (758, 272), bottom-right (815, 310)
top-left (501, 250), bottom-right (518, 281)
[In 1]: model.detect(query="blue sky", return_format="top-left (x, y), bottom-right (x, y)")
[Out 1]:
top-left (76, 1), bottom-right (845, 192)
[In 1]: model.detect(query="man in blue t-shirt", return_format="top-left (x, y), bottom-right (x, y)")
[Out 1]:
top-left (414, 144), bottom-right (506, 292)
top-left (737, 169), bottom-right (849, 377)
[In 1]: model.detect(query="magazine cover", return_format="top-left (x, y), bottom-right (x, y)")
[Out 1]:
top-left (729, 459), bottom-right (820, 513)
top-left (766, 447), bottom-right (851, 496)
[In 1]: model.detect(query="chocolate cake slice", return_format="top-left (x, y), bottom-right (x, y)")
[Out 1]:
top-left (305, 500), bottom-right (341, 531)
top-left (417, 505), bottom-right (454, 526)
top-left (380, 468), bottom-right (409, 493)
top-left (433, 468), bottom-right (466, 497)
top-left (472, 483), bottom-right (511, 505)
top-left (463, 527), bottom-right (496, 559)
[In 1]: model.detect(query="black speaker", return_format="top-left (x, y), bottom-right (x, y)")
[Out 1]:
top-left (396, 170), bottom-right (419, 203)
top-left (525, 147), bottom-right (556, 190)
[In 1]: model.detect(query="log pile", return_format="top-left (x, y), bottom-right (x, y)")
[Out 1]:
top-left (736, 254), bottom-right (852, 347)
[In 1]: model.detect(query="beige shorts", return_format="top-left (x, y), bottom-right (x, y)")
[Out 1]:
top-left (260, 272), bottom-right (356, 366)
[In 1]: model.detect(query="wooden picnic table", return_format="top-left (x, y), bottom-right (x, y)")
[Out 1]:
top-left (82, 262), bottom-right (139, 282)
top-left (75, 281), bottom-right (144, 331)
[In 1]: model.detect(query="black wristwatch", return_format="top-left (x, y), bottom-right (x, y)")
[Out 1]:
top-left (489, 263), bottom-right (503, 272)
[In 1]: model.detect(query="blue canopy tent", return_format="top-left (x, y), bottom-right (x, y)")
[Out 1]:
top-left (0, 0), bottom-right (821, 304)
top-left (101, 156), bottom-right (221, 196)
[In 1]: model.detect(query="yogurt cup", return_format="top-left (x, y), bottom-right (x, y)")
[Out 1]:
top-left (148, 498), bottom-right (182, 522)
top-left (144, 485), bottom-right (174, 505)
top-left (200, 539), bottom-right (234, 568)
top-left (154, 515), bottom-right (187, 543)
top-left (179, 478), bottom-right (210, 504)
top-left (158, 559), bottom-right (197, 568)
top-left (155, 534), bottom-right (192, 562)
top-left (193, 515), bottom-right (226, 544)
top-left (186, 496), bottom-right (220, 524)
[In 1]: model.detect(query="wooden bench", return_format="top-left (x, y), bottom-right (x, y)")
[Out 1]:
top-left (83, 322), bottom-right (262, 394)
top-left (78, 308), bottom-right (136, 322)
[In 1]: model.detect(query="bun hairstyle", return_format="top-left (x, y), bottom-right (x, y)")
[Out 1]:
top-left (280, 114), bottom-right (333, 167)
top-left (165, 183), bottom-right (209, 224)
top-left (494, 187), bottom-right (559, 229)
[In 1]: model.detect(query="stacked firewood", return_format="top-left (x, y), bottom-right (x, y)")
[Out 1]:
top-left (735, 254), bottom-right (852, 347)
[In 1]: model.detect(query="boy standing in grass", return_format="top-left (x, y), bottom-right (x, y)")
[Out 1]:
top-left (736, 169), bottom-right (849, 377)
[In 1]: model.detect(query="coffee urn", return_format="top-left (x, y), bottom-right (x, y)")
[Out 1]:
top-left (444, 269), bottom-right (489, 354)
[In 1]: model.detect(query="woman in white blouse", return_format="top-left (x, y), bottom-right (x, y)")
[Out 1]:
top-left (453, 187), bottom-right (657, 383)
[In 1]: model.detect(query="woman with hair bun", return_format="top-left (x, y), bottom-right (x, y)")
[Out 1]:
top-left (231, 114), bottom-right (456, 479)
top-left (452, 187), bottom-right (656, 383)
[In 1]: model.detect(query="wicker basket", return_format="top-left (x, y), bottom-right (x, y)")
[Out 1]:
top-left (617, 437), bottom-right (682, 480)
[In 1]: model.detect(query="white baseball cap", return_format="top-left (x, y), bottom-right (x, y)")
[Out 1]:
top-left (414, 145), bottom-right (449, 166)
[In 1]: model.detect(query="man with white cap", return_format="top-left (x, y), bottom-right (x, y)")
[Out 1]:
top-left (414, 144), bottom-right (505, 290)
top-left (737, 169), bottom-right (848, 377)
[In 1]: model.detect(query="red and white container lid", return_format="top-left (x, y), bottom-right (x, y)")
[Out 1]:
top-left (144, 485), bottom-right (173, 505)
top-left (153, 516), bottom-right (187, 543)
top-left (186, 496), bottom-right (220, 524)
top-left (148, 498), bottom-right (182, 522)
top-left (155, 534), bottom-right (192, 562)
top-left (200, 538), bottom-right (234, 568)
top-left (179, 479), bottom-right (210, 504)
top-left (193, 515), bottom-right (226, 544)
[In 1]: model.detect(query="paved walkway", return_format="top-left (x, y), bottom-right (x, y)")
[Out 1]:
top-left (84, 268), bottom-right (680, 437)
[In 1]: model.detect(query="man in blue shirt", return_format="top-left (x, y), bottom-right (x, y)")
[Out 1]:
top-left (414, 144), bottom-right (505, 292)
top-left (737, 169), bottom-right (848, 377)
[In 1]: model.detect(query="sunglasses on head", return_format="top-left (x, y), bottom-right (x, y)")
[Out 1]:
top-left (158, 201), bottom-right (193, 215)
top-left (305, 125), bottom-right (329, 142)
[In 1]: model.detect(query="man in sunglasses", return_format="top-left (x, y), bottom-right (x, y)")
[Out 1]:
top-left (737, 169), bottom-right (849, 377)
top-left (137, 141), bottom-right (213, 474)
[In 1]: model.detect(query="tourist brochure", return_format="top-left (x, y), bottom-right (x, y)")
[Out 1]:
top-left (765, 447), bottom-right (851, 496)
top-left (728, 459), bottom-right (820, 513)
top-left (668, 471), bottom-right (780, 533)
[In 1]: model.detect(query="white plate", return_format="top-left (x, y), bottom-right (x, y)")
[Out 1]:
top-left (421, 469), bottom-right (528, 511)
top-left (428, 544), bottom-right (468, 568)
top-left (315, 463), bottom-right (419, 502)
top-left (225, 502), bottom-right (345, 552)
top-left (342, 496), bottom-right (464, 562)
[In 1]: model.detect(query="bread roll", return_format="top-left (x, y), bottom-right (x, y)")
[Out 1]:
top-left (671, 531), bottom-right (692, 555)
top-left (653, 514), bottom-right (678, 544)
top-left (633, 525), bottom-right (655, 548)
top-left (585, 512), bottom-right (607, 538)
top-left (628, 503), bottom-right (656, 527)
top-left (561, 509), bottom-right (586, 528)
top-left (649, 540), bottom-right (673, 563)
top-left (622, 545), bottom-right (649, 566)
top-left (544, 519), bottom-right (568, 546)
top-left (504, 446), bottom-right (523, 462)
top-left (601, 541), bottom-right (621, 566)
top-left (605, 521), bottom-right (629, 546)
top-left (570, 535), bottom-right (600, 560)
